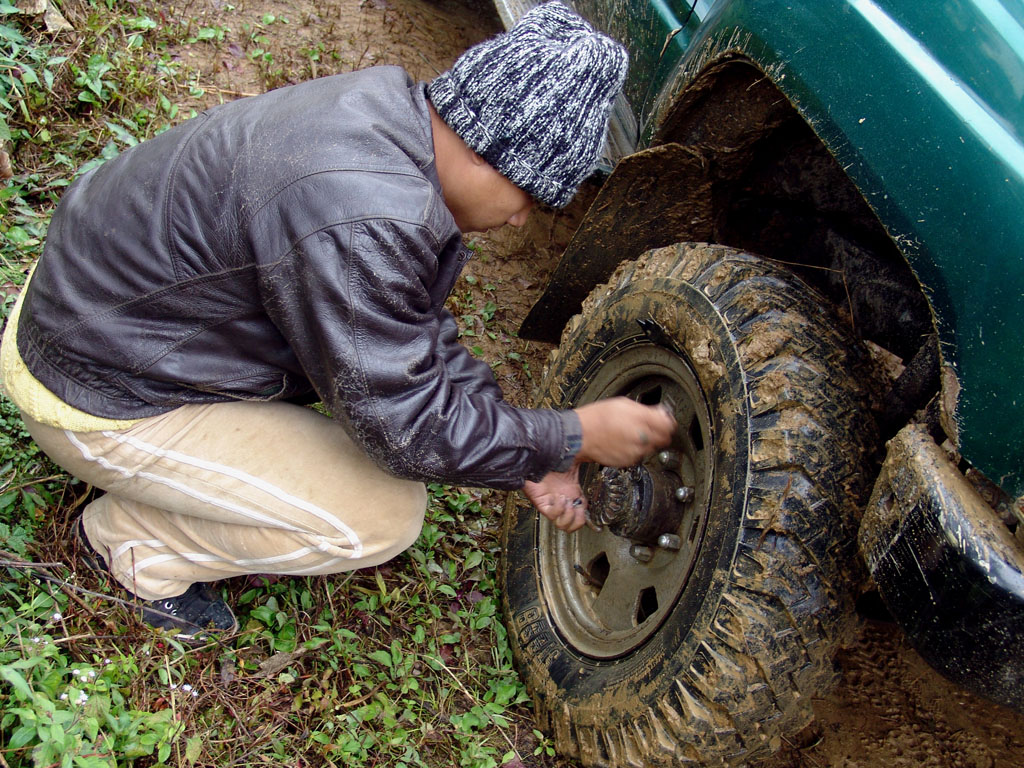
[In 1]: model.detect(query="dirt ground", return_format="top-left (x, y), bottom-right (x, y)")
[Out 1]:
top-left (135, 0), bottom-right (1024, 765)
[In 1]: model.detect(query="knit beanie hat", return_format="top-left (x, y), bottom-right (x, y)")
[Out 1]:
top-left (427, 2), bottom-right (629, 208)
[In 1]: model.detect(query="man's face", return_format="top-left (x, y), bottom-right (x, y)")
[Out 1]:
top-left (447, 152), bottom-right (534, 233)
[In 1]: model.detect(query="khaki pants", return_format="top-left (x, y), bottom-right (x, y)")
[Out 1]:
top-left (22, 401), bottom-right (426, 600)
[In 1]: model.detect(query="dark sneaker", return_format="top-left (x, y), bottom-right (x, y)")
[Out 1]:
top-left (141, 583), bottom-right (239, 641)
top-left (72, 515), bottom-right (237, 641)
top-left (72, 515), bottom-right (110, 576)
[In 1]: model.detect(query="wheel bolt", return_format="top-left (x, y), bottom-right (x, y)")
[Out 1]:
top-left (573, 563), bottom-right (604, 588)
top-left (658, 451), bottom-right (674, 466)
top-left (629, 544), bottom-right (654, 562)
top-left (657, 533), bottom-right (681, 551)
top-left (675, 486), bottom-right (695, 503)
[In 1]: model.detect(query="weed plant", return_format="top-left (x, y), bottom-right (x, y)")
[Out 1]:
top-left (1, 2), bottom-right (557, 765)
top-left (3, 487), bottom-right (540, 766)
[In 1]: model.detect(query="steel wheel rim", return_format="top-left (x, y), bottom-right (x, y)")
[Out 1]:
top-left (539, 341), bottom-right (714, 659)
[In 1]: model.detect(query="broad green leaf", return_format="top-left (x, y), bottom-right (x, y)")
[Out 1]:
top-left (0, 665), bottom-right (33, 698)
top-left (7, 723), bottom-right (35, 749)
top-left (104, 120), bottom-right (139, 147)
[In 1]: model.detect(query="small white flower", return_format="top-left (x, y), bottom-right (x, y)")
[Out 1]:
top-left (181, 684), bottom-right (193, 692)
top-left (103, 659), bottom-right (112, 665)
top-left (51, 612), bottom-right (62, 621)
top-left (59, 692), bottom-right (68, 701)
top-left (77, 692), bottom-right (89, 705)
top-left (72, 669), bottom-right (81, 677)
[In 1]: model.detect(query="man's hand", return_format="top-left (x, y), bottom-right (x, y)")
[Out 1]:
top-left (575, 397), bottom-right (676, 467)
top-left (524, 398), bottom-right (675, 532)
top-left (523, 465), bottom-right (587, 532)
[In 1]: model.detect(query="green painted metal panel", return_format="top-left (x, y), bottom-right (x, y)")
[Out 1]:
top-left (577, 0), bottom-right (1024, 494)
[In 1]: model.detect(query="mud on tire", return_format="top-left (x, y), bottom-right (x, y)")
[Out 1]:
top-left (500, 243), bottom-right (878, 766)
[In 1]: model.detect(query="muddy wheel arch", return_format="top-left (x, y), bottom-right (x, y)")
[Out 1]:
top-left (521, 56), bottom-right (938, 421)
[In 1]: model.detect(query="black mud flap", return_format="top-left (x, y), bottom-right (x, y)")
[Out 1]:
top-left (859, 424), bottom-right (1024, 711)
top-left (520, 142), bottom-right (712, 342)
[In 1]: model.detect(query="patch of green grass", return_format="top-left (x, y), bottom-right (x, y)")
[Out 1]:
top-left (1, 485), bottom-right (545, 766)
top-left (0, 392), bottom-right (66, 555)
top-left (0, 1), bottom-right (210, 285)
top-left (450, 271), bottom-right (535, 381)
top-left (0, 568), bottom-right (186, 766)
top-left (268, 485), bottom-right (535, 767)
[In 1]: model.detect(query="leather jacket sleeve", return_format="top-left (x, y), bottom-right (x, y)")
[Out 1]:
top-left (258, 215), bottom-right (577, 489)
top-left (436, 307), bottom-right (504, 400)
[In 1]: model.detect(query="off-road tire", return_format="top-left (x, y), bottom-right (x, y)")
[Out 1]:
top-left (500, 243), bottom-right (877, 766)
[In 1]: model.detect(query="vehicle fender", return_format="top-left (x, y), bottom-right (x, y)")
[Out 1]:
top-left (526, 0), bottom-right (1024, 494)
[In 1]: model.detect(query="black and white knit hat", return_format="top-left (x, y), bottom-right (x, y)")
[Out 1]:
top-left (427, 2), bottom-right (628, 208)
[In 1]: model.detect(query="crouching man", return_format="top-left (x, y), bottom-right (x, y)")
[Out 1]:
top-left (0, 2), bottom-right (674, 639)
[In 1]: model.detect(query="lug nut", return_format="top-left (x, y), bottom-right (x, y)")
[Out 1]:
top-left (675, 486), bottom-right (695, 503)
top-left (657, 533), bottom-right (681, 551)
top-left (658, 451), bottom-right (674, 466)
top-left (629, 544), bottom-right (654, 563)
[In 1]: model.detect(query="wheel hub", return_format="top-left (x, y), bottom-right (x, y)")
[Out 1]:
top-left (588, 464), bottom-right (687, 546)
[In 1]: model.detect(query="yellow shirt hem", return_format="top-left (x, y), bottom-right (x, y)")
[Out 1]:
top-left (1, 269), bottom-right (141, 433)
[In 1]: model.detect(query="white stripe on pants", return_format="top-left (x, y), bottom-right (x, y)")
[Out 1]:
top-left (22, 401), bottom-right (426, 600)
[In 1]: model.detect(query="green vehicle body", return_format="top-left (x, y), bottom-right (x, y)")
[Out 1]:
top-left (496, 0), bottom-right (1024, 729)
top-left (517, 0), bottom-right (1024, 496)
top-left (638, 0), bottom-right (1024, 497)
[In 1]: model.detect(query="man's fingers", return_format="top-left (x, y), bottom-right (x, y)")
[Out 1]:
top-left (576, 397), bottom-right (683, 467)
top-left (523, 471), bottom-right (589, 532)
top-left (556, 502), bottom-right (585, 532)
top-left (634, 404), bottom-right (676, 457)
top-left (537, 494), bottom-right (586, 532)
top-left (535, 494), bottom-right (566, 520)
top-left (648, 404), bottom-right (677, 439)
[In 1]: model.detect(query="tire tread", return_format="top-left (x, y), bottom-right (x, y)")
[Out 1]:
top-left (506, 243), bottom-right (878, 766)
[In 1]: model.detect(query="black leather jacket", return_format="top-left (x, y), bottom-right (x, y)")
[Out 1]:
top-left (17, 67), bottom-right (579, 488)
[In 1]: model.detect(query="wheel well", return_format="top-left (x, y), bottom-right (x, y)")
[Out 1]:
top-left (650, 57), bottom-right (939, 435)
